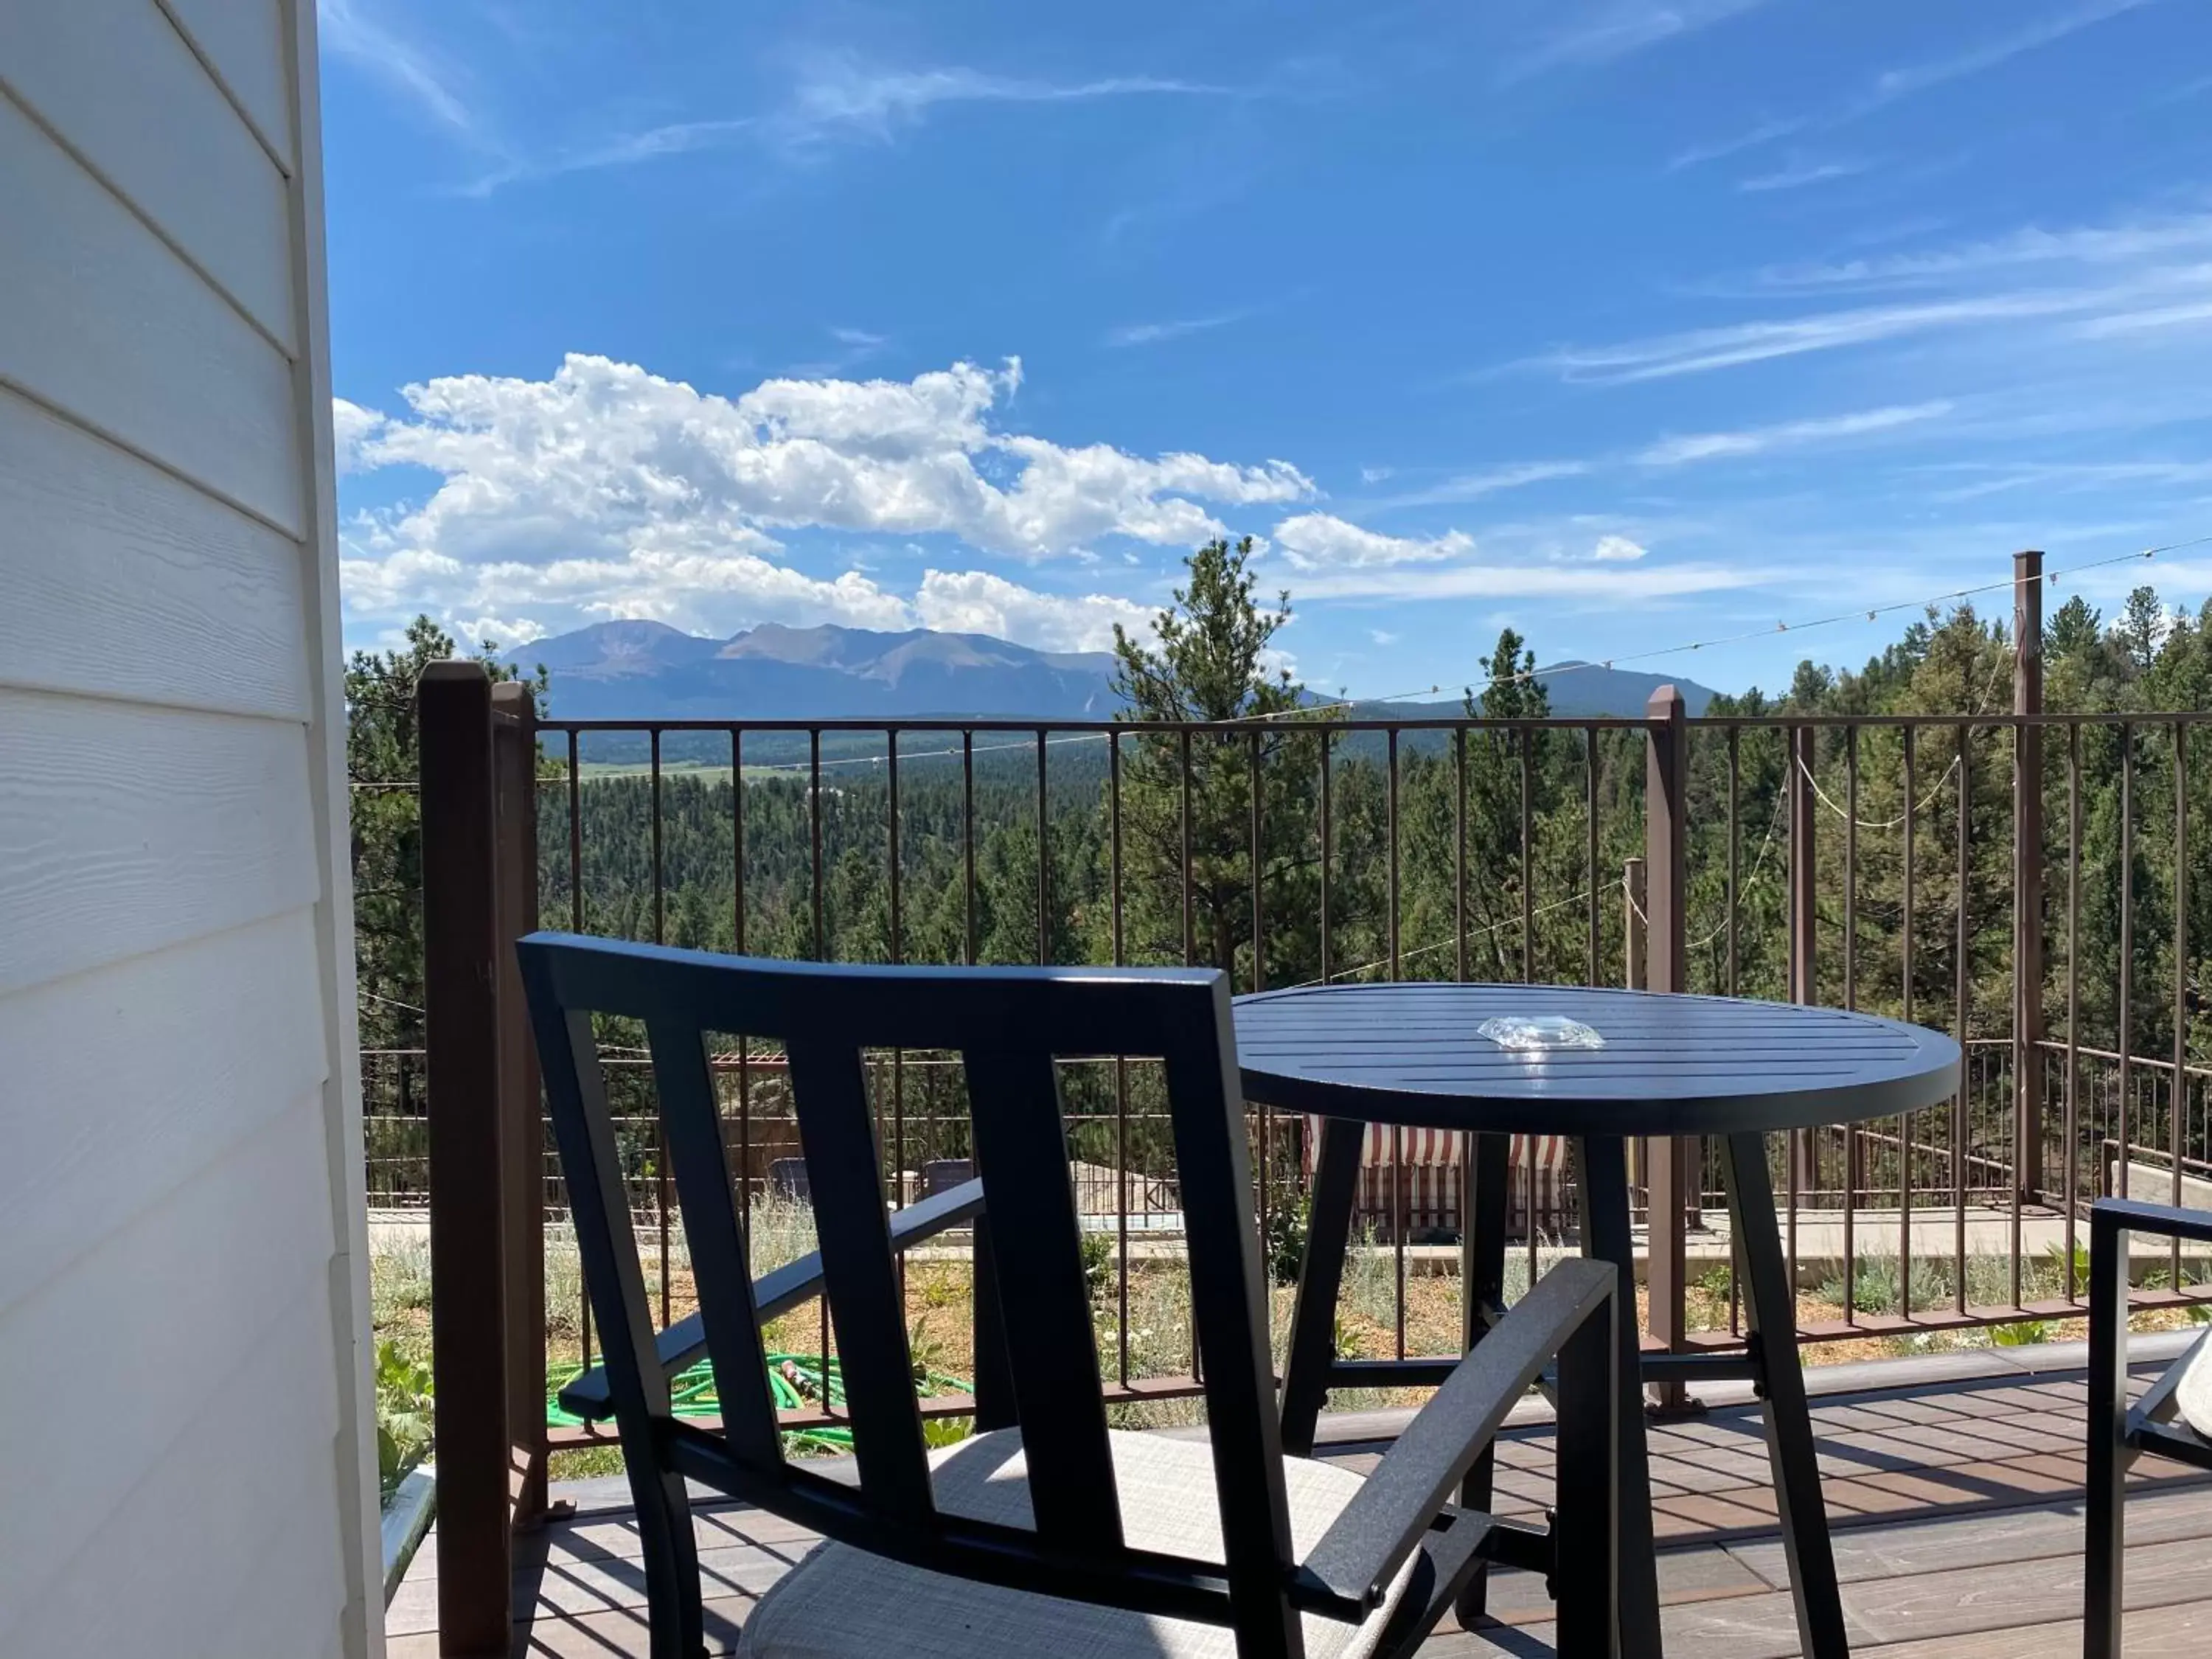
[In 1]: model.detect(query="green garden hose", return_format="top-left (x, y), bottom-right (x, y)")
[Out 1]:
top-left (549, 1355), bottom-right (973, 1455)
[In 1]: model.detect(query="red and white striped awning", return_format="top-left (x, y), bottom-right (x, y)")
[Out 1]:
top-left (1307, 1121), bottom-right (1568, 1173)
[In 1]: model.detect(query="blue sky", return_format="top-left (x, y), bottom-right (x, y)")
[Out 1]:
top-left (322, 0), bottom-right (2212, 698)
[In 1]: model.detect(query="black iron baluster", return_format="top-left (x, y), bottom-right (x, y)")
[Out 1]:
top-left (1110, 731), bottom-right (1130, 1386)
top-left (2174, 720), bottom-right (2190, 1290)
top-left (1520, 728), bottom-right (1535, 984)
top-left (1181, 728), bottom-right (1195, 968)
top-left (962, 731), bottom-right (977, 967)
top-left (1387, 728), bottom-right (1401, 978)
top-left (1319, 729), bottom-right (1334, 984)
top-left (2065, 721), bottom-right (2081, 1300)
top-left (2120, 726), bottom-right (2135, 1200)
top-left (1955, 722), bottom-right (1970, 1314)
top-left (1900, 725), bottom-right (1915, 1321)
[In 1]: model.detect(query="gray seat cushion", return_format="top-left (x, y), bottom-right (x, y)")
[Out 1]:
top-left (2173, 1329), bottom-right (2212, 1440)
top-left (737, 1428), bottom-right (1419, 1659)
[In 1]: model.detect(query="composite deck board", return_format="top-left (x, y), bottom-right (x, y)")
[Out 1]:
top-left (388, 1353), bottom-right (2212, 1658)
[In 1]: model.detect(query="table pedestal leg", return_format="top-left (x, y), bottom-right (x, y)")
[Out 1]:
top-left (1453, 1130), bottom-right (1512, 1628)
top-left (1577, 1135), bottom-right (1664, 1659)
top-left (1721, 1131), bottom-right (1849, 1659)
top-left (1281, 1115), bottom-right (1362, 1458)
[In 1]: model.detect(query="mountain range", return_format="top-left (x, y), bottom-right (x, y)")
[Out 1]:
top-left (524, 619), bottom-right (1716, 721)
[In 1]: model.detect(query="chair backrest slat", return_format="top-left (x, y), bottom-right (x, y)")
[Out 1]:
top-left (517, 934), bottom-right (1305, 1646)
top-left (642, 1018), bottom-right (785, 1470)
top-left (1163, 1011), bottom-right (1301, 1650)
top-left (963, 1046), bottom-right (1123, 1552)
top-left (782, 1033), bottom-right (936, 1524)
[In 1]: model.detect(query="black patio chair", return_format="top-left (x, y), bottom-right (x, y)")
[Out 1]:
top-left (2084, 1197), bottom-right (2212, 1659)
top-left (520, 932), bottom-right (1620, 1659)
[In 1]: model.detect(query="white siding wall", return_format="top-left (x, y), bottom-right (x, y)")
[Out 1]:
top-left (0, 2), bottom-right (379, 1655)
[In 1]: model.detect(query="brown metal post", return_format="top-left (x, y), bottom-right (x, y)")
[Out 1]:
top-left (491, 681), bottom-right (549, 1526)
top-left (2013, 552), bottom-right (2046, 1203)
top-left (1644, 689), bottom-right (1693, 1405)
top-left (420, 661), bottom-right (512, 1654)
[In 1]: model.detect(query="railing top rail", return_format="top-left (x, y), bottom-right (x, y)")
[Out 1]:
top-left (533, 709), bottom-right (2212, 737)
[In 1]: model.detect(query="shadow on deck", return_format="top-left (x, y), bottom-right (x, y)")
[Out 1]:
top-left (386, 1333), bottom-right (2212, 1658)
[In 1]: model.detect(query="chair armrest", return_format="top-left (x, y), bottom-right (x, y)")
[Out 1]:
top-left (1298, 1258), bottom-right (1615, 1610)
top-left (557, 1176), bottom-right (989, 1421)
top-left (2092, 1197), bottom-right (2212, 1248)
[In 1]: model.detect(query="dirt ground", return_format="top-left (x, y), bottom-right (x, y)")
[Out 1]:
top-left (367, 1245), bottom-right (2208, 1483)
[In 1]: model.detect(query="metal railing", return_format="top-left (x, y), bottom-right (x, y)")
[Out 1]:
top-left (404, 554), bottom-right (2209, 1633)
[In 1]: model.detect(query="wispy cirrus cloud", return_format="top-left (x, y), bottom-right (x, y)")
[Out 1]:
top-left (1669, 118), bottom-right (1804, 172)
top-left (320, 0), bottom-right (478, 135)
top-left (1504, 0), bottom-right (1773, 81)
top-left (1375, 461), bottom-right (1590, 508)
top-left (1668, 1), bottom-right (2157, 172)
top-left (1519, 271), bottom-right (2205, 383)
top-left (1859, 0), bottom-right (2157, 112)
top-left (772, 55), bottom-right (1230, 150)
top-left (1745, 210), bottom-right (2212, 293)
top-left (1103, 312), bottom-right (1248, 348)
top-left (457, 53), bottom-right (1231, 193)
top-left (1739, 156), bottom-right (1874, 194)
top-left (1636, 402), bottom-right (1952, 466)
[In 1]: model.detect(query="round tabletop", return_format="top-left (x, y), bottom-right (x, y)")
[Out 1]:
top-left (1232, 982), bottom-right (1962, 1137)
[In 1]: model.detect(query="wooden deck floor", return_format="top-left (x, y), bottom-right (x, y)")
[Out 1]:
top-left (386, 1335), bottom-right (2212, 1658)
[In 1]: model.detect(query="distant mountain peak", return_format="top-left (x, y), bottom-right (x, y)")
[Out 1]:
top-left (525, 621), bottom-right (1716, 723)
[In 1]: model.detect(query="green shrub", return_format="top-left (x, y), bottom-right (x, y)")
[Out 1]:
top-left (375, 1340), bottom-right (435, 1501)
top-left (1263, 1189), bottom-right (1311, 1288)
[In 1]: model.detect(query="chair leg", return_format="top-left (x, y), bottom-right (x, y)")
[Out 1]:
top-left (1281, 1116), bottom-right (1363, 1458)
top-left (633, 1461), bottom-right (703, 1659)
top-left (1454, 1131), bottom-right (1511, 1629)
top-left (2084, 1208), bottom-right (2129, 1659)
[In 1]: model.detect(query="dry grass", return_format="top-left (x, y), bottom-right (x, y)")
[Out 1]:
top-left (366, 1218), bottom-right (2211, 1483)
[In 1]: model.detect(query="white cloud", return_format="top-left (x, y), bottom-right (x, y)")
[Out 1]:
top-left (913, 570), bottom-right (1152, 653)
top-left (1635, 401), bottom-right (1952, 465)
top-left (338, 352), bottom-right (1308, 644)
top-left (1589, 535), bottom-right (1648, 562)
top-left (330, 397), bottom-right (386, 474)
top-left (1270, 513), bottom-right (1474, 570)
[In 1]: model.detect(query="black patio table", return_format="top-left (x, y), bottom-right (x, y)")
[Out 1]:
top-left (1234, 981), bottom-right (1963, 1659)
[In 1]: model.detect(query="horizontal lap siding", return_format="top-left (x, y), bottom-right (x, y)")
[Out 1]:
top-left (0, 0), bottom-right (296, 350)
top-left (156, 0), bottom-right (295, 171)
top-left (0, 389), bottom-right (311, 719)
top-left (0, 912), bottom-right (330, 1321)
top-left (0, 1096), bottom-right (341, 1648)
top-left (0, 1), bottom-right (370, 1652)
top-left (0, 86), bottom-right (303, 534)
top-left (0, 689), bottom-right (321, 998)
